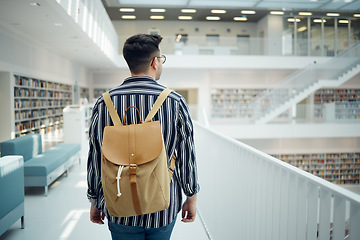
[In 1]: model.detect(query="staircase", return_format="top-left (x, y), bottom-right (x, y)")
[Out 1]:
top-left (252, 42), bottom-right (360, 124)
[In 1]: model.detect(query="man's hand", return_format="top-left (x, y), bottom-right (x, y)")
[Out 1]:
top-left (90, 202), bottom-right (105, 224)
top-left (181, 194), bottom-right (197, 223)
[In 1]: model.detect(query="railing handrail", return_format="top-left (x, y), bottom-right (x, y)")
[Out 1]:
top-left (194, 121), bottom-right (360, 204)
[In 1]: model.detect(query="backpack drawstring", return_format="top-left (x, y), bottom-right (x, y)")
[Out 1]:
top-left (114, 165), bottom-right (124, 202)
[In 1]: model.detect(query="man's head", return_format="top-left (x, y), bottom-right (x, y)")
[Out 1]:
top-left (123, 34), bottom-right (164, 80)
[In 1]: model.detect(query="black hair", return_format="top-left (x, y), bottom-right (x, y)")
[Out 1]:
top-left (123, 34), bottom-right (163, 74)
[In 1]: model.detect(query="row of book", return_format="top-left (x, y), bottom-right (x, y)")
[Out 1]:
top-left (15, 109), bottom-right (63, 121)
top-left (15, 117), bottom-right (63, 132)
top-left (14, 99), bottom-right (72, 109)
top-left (15, 75), bottom-right (72, 92)
top-left (14, 88), bottom-right (72, 99)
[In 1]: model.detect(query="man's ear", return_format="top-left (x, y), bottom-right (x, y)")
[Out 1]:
top-left (150, 57), bottom-right (158, 70)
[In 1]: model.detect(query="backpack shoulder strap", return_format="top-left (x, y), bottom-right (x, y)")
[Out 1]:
top-left (144, 89), bottom-right (173, 123)
top-left (102, 92), bottom-right (122, 126)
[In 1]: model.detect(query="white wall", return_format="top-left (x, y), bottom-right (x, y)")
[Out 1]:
top-left (256, 15), bottom-right (283, 55)
top-left (0, 26), bottom-right (90, 87)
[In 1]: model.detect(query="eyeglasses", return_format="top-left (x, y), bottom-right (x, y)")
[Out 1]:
top-left (153, 54), bottom-right (166, 64)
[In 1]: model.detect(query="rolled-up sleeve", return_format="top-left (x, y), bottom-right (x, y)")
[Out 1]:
top-left (176, 98), bottom-right (200, 197)
top-left (87, 104), bottom-right (102, 207)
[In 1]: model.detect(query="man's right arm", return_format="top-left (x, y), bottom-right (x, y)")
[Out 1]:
top-left (87, 106), bottom-right (101, 206)
top-left (181, 194), bottom-right (197, 223)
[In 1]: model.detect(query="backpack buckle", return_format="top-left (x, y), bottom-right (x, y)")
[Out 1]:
top-left (129, 164), bottom-right (137, 175)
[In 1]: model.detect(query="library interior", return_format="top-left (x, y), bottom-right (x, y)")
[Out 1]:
top-left (0, 0), bottom-right (360, 239)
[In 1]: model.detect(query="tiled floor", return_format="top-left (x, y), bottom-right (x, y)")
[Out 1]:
top-left (0, 130), bottom-right (209, 240)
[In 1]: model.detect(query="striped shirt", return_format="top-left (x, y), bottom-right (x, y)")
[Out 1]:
top-left (87, 76), bottom-right (200, 228)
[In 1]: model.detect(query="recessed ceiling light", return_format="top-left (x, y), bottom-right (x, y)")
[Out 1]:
top-left (178, 16), bottom-right (192, 20)
top-left (150, 15), bottom-right (165, 20)
top-left (151, 9), bottom-right (166, 13)
top-left (119, 8), bottom-right (135, 12)
top-left (206, 16), bottom-right (220, 21)
top-left (288, 18), bottom-right (301, 22)
top-left (29, 3), bottom-right (40, 7)
top-left (326, 13), bottom-right (339, 17)
top-left (181, 9), bottom-right (196, 13)
top-left (297, 26), bottom-right (307, 32)
top-left (234, 17), bottom-right (247, 21)
top-left (339, 19), bottom-right (349, 23)
top-left (270, 11), bottom-right (284, 15)
top-left (313, 19), bottom-right (326, 23)
top-left (299, 12), bottom-right (312, 16)
top-left (241, 10), bottom-right (256, 14)
top-left (354, 14), bottom-right (360, 17)
top-left (211, 10), bottom-right (226, 14)
top-left (122, 15), bottom-right (136, 20)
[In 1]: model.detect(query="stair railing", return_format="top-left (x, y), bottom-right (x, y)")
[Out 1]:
top-left (251, 41), bottom-right (360, 123)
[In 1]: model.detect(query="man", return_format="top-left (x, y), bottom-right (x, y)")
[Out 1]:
top-left (87, 34), bottom-right (200, 240)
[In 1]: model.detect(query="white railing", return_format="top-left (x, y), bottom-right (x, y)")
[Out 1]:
top-left (194, 122), bottom-right (360, 240)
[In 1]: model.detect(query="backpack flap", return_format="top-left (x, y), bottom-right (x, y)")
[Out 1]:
top-left (102, 121), bottom-right (163, 166)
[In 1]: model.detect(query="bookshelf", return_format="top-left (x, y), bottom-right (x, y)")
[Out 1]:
top-left (93, 88), bottom-right (110, 100)
top-left (13, 75), bottom-right (73, 137)
top-left (211, 88), bottom-right (290, 120)
top-left (272, 152), bottom-right (360, 184)
top-left (314, 88), bottom-right (360, 120)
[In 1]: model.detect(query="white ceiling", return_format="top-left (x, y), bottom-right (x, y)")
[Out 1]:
top-left (0, 0), bottom-right (116, 69)
top-left (104, 0), bottom-right (360, 11)
top-left (0, 0), bottom-right (359, 70)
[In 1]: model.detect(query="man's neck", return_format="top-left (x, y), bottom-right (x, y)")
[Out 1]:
top-left (132, 73), bottom-right (156, 80)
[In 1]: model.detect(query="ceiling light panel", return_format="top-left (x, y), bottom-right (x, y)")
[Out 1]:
top-left (119, 8), bottom-right (135, 12)
top-left (181, 9), bottom-right (196, 13)
top-left (288, 18), bottom-right (301, 22)
top-left (150, 15), bottom-right (165, 20)
top-left (299, 12), bottom-right (312, 16)
top-left (354, 14), bottom-right (360, 17)
top-left (178, 16), bottom-right (192, 20)
top-left (234, 17), bottom-right (247, 21)
top-left (206, 16), bottom-right (220, 21)
top-left (150, 9), bottom-right (166, 12)
top-left (241, 10), bottom-right (256, 14)
top-left (270, 11), bottom-right (284, 15)
top-left (297, 26), bottom-right (307, 32)
top-left (313, 19), bottom-right (326, 23)
top-left (211, 10), bottom-right (226, 14)
top-left (339, 20), bottom-right (349, 23)
top-left (326, 13), bottom-right (339, 17)
top-left (122, 15), bottom-right (136, 19)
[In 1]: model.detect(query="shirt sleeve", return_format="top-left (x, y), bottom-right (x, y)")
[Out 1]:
top-left (176, 97), bottom-right (200, 197)
top-left (87, 103), bottom-right (102, 207)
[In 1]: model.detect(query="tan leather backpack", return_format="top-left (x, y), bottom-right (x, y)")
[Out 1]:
top-left (101, 89), bottom-right (176, 217)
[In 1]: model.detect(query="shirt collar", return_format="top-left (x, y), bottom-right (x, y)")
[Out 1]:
top-left (123, 76), bottom-right (157, 84)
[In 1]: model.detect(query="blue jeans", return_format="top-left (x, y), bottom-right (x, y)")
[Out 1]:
top-left (108, 218), bottom-right (176, 240)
